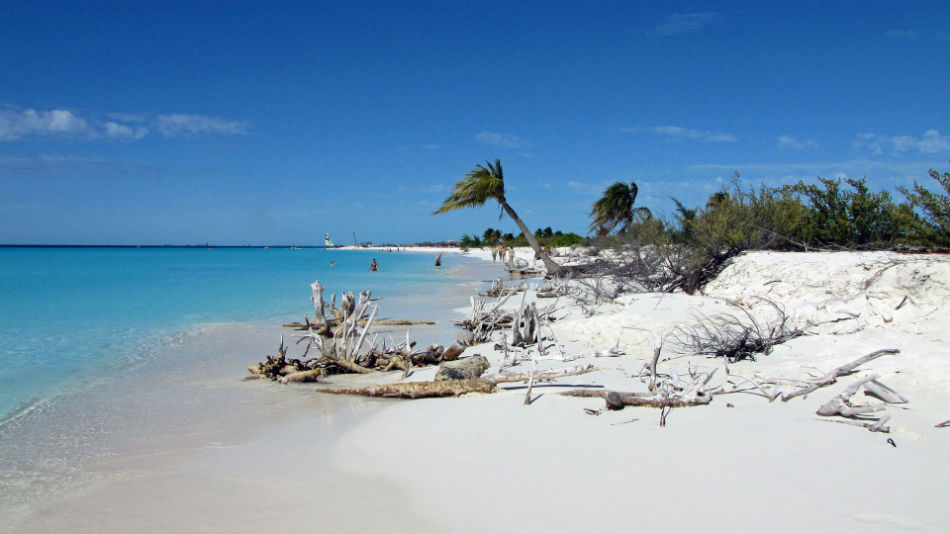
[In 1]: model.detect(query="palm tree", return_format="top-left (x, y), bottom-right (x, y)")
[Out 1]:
top-left (434, 159), bottom-right (561, 274)
top-left (589, 181), bottom-right (651, 237)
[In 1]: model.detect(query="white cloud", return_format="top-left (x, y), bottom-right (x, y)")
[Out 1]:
top-left (104, 122), bottom-right (149, 140)
top-left (654, 12), bottom-right (717, 36)
top-left (0, 108), bottom-right (96, 141)
top-left (1, 108), bottom-right (249, 142)
top-left (777, 135), bottom-right (818, 150)
top-left (624, 125), bottom-right (737, 143)
top-left (154, 114), bottom-right (248, 137)
top-left (475, 130), bottom-right (532, 149)
top-left (853, 129), bottom-right (949, 155)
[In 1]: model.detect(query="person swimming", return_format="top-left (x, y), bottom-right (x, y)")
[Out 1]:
top-left (370, 259), bottom-right (378, 271)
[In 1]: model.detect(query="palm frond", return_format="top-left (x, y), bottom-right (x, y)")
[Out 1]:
top-left (433, 159), bottom-right (506, 215)
top-left (589, 181), bottom-right (639, 234)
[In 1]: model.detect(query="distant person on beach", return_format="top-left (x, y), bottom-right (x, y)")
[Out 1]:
top-left (370, 259), bottom-right (378, 271)
top-left (491, 248), bottom-right (497, 262)
top-left (499, 247), bottom-right (506, 262)
top-left (435, 253), bottom-right (442, 267)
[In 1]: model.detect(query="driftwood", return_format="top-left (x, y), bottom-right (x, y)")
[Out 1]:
top-left (435, 355), bottom-right (490, 381)
top-left (780, 349), bottom-right (900, 401)
top-left (862, 378), bottom-right (909, 404)
top-left (282, 319), bottom-right (435, 330)
top-left (486, 364), bottom-right (596, 384)
top-left (561, 338), bottom-right (718, 426)
top-left (481, 278), bottom-right (523, 297)
top-left (252, 281), bottom-right (458, 383)
top-left (441, 341), bottom-right (466, 361)
top-left (816, 375), bottom-right (886, 419)
top-left (317, 379), bottom-right (497, 398)
top-left (813, 374), bottom-right (911, 433)
top-left (312, 365), bottom-right (597, 399)
top-left (561, 388), bottom-right (714, 408)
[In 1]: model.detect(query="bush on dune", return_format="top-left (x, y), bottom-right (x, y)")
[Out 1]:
top-left (589, 167), bottom-right (950, 295)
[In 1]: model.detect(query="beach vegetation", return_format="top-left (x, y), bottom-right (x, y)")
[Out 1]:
top-left (786, 177), bottom-right (902, 247)
top-left (435, 159), bottom-right (562, 273)
top-left (592, 169), bottom-right (950, 296)
top-left (459, 228), bottom-right (586, 249)
top-left (898, 168), bottom-right (950, 246)
top-left (669, 298), bottom-right (802, 362)
top-left (482, 227), bottom-right (503, 245)
top-left (589, 181), bottom-right (652, 237)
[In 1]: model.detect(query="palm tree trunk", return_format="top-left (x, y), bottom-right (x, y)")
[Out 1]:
top-left (500, 201), bottom-right (562, 274)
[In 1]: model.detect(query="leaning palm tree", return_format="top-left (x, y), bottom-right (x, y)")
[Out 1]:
top-left (434, 159), bottom-right (561, 274)
top-left (589, 181), bottom-right (651, 237)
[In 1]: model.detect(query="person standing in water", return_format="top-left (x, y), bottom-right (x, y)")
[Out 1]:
top-left (370, 259), bottom-right (378, 271)
top-left (435, 253), bottom-right (442, 267)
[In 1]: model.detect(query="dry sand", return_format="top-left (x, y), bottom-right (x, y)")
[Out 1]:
top-left (3, 248), bottom-right (948, 532)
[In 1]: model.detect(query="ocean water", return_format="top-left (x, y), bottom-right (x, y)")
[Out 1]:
top-left (0, 246), bottom-right (489, 422)
top-left (0, 246), bottom-right (499, 525)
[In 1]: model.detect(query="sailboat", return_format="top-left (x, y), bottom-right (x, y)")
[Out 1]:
top-left (324, 233), bottom-right (335, 247)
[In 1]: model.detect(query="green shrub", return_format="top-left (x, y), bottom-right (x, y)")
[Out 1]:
top-left (788, 177), bottom-right (899, 247)
top-left (898, 168), bottom-right (950, 246)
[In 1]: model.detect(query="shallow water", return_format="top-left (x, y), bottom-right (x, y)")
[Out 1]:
top-left (0, 247), bottom-right (488, 419)
top-left (0, 247), bottom-right (499, 528)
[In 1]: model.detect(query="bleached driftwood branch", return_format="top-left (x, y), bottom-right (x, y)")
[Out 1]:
top-left (779, 349), bottom-right (900, 401)
top-left (816, 374), bottom-right (886, 419)
top-left (562, 338), bottom-right (717, 426)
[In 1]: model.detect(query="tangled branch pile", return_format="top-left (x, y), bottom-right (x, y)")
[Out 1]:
top-left (248, 281), bottom-right (467, 383)
top-left (669, 298), bottom-right (802, 362)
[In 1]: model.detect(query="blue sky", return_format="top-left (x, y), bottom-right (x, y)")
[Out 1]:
top-left (1, 0), bottom-right (948, 245)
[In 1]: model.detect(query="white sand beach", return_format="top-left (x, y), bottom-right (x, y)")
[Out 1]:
top-left (3, 249), bottom-right (948, 533)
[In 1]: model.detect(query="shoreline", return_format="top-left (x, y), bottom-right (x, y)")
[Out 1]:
top-left (2, 249), bottom-right (948, 532)
top-left (0, 251), bottom-right (503, 533)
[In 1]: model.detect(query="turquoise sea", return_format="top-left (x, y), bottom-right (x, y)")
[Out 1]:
top-left (0, 246), bottom-right (490, 421)
top-left (0, 246), bottom-right (497, 524)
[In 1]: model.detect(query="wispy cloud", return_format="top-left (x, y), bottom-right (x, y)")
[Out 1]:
top-left (687, 158), bottom-right (943, 187)
top-left (567, 180), bottom-right (608, 195)
top-left (104, 121), bottom-right (149, 140)
top-left (422, 184), bottom-right (447, 195)
top-left (624, 125), bottom-right (737, 143)
top-left (154, 114), bottom-right (248, 137)
top-left (853, 129), bottom-right (949, 155)
top-left (777, 135), bottom-right (818, 150)
top-left (0, 108), bottom-right (248, 142)
top-left (885, 29), bottom-right (918, 39)
top-left (654, 12), bottom-right (717, 36)
top-left (475, 130), bottom-right (532, 149)
top-left (0, 109), bottom-right (97, 141)
top-left (106, 112), bottom-right (148, 123)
